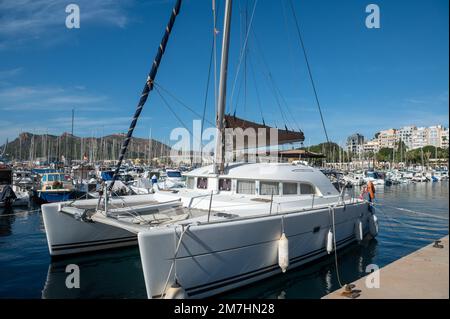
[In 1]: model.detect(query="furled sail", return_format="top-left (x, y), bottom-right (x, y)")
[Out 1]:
top-left (224, 114), bottom-right (304, 147)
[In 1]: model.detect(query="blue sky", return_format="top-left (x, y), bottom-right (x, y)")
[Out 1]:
top-left (0, 0), bottom-right (448, 148)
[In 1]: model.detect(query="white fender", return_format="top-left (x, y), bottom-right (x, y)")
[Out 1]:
top-left (164, 282), bottom-right (186, 299)
top-left (355, 219), bottom-right (363, 242)
top-left (278, 233), bottom-right (289, 273)
top-left (369, 214), bottom-right (378, 237)
top-left (326, 229), bottom-right (334, 254)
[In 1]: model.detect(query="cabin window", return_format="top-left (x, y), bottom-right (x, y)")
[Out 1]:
top-left (167, 171), bottom-right (182, 178)
top-left (197, 177), bottom-right (208, 189)
top-left (300, 183), bottom-right (315, 195)
top-left (283, 183), bottom-right (298, 195)
top-left (186, 177), bottom-right (195, 189)
top-left (260, 181), bottom-right (279, 196)
top-left (236, 180), bottom-right (255, 194)
top-left (219, 178), bottom-right (232, 191)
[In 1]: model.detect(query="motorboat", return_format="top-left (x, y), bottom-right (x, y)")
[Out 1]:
top-left (343, 171), bottom-right (365, 186)
top-left (411, 172), bottom-right (429, 183)
top-left (158, 169), bottom-right (185, 189)
top-left (35, 172), bottom-right (76, 203)
top-left (0, 165), bottom-right (30, 207)
top-left (363, 171), bottom-right (385, 186)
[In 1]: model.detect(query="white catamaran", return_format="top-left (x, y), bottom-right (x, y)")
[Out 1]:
top-left (41, 0), bottom-right (378, 298)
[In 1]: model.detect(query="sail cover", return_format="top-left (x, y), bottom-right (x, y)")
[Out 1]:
top-left (224, 114), bottom-right (305, 146)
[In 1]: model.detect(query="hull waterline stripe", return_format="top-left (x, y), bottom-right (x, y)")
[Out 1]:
top-left (51, 236), bottom-right (137, 251)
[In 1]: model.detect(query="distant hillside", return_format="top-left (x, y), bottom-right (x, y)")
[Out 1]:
top-left (1, 132), bottom-right (171, 162)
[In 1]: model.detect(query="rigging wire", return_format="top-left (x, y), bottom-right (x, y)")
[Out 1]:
top-left (250, 30), bottom-right (295, 131)
top-left (153, 82), bottom-right (215, 127)
top-left (280, 0), bottom-right (305, 132)
top-left (248, 57), bottom-right (265, 125)
top-left (212, 0), bottom-right (220, 116)
top-left (228, 0), bottom-right (259, 114)
top-left (154, 86), bottom-right (193, 137)
top-left (200, 0), bottom-right (221, 164)
top-left (248, 23), bottom-right (303, 133)
top-left (232, 0), bottom-right (251, 117)
top-left (200, 21), bottom-right (217, 162)
top-left (271, 78), bottom-right (303, 133)
top-left (154, 86), bottom-right (211, 161)
top-left (287, 0), bottom-right (330, 144)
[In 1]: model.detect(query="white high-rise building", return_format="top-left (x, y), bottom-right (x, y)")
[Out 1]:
top-left (427, 125), bottom-right (444, 147)
top-left (396, 126), bottom-right (416, 149)
top-left (411, 127), bottom-right (428, 149)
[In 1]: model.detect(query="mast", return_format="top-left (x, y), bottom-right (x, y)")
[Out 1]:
top-left (71, 108), bottom-right (74, 164)
top-left (214, 0), bottom-right (233, 174)
top-left (148, 128), bottom-right (152, 165)
top-left (109, 0), bottom-right (182, 190)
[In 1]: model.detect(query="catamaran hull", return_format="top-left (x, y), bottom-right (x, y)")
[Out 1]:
top-left (138, 201), bottom-right (372, 299)
top-left (42, 203), bottom-right (137, 256)
top-left (41, 193), bottom-right (183, 256)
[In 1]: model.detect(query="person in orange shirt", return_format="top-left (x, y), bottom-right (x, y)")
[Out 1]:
top-left (367, 180), bottom-right (375, 202)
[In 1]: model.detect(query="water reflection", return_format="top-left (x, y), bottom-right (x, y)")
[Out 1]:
top-left (1, 182), bottom-right (448, 299)
top-left (0, 207), bottom-right (15, 237)
top-left (42, 248), bottom-right (147, 299)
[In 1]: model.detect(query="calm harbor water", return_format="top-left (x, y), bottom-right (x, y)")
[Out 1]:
top-left (1, 182), bottom-right (448, 299)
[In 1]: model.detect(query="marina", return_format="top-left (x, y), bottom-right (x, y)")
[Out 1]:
top-left (0, 0), bottom-right (448, 303)
top-left (0, 180), bottom-right (448, 299)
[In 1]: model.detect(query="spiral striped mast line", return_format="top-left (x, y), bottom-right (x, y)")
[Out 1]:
top-left (108, 0), bottom-right (182, 192)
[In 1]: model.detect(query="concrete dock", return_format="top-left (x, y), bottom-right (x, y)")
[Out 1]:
top-left (323, 236), bottom-right (449, 299)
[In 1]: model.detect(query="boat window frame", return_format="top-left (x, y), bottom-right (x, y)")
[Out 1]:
top-left (259, 181), bottom-right (280, 196)
top-left (236, 179), bottom-right (256, 195)
top-left (196, 177), bottom-right (208, 190)
top-left (282, 182), bottom-right (298, 195)
top-left (299, 182), bottom-right (316, 195)
top-left (186, 176), bottom-right (195, 189)
top-left (219, 178), bottom-right (232, 192)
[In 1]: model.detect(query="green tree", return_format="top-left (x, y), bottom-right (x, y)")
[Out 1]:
top-left (376, 148), bottom-right (393, 162)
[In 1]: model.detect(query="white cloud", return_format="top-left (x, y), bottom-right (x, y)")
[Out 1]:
top-left (0, 85), bottom-right (108, 111)
top-left (0, 0), bottom-right (132, 49)
top-left (0, 67), bottom-right (24, 80)
top-left (47, 116), bottom-right (146, 128)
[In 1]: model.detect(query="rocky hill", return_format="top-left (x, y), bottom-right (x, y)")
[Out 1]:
top-left (1, 132), bottom-right (171, 162)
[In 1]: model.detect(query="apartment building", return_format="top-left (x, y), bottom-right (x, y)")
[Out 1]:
top-left (346, 133), bottom-right (365, 154)
top-left (396, 126), bottom-right (416, 149)
top-left (377, 129), bottom-right (397, 148)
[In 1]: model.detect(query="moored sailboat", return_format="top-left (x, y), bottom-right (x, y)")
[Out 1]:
top-left (40, 0), bottom-right (378, 299)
